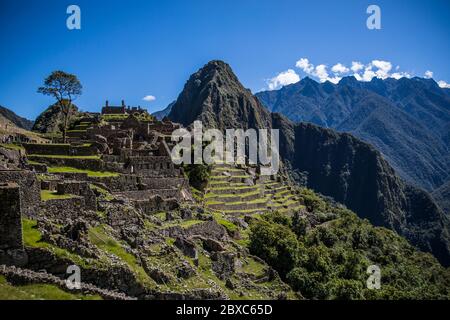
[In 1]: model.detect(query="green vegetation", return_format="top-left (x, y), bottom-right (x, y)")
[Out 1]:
top-left (0, 143), bottom-right (24, 151)
top-left (22, 219), bottom-right (93, 268)
top-left (40, 190), bottom-right (76, 201)
top-left (212, 213), bottom-right (238, 233)
top-left (48, 166), bottom-right (119, 177)
top-left (184, 164), bottom-right (211, 191)
top-left (101, 114), bottom-right (129, 121)
top-left (248, 192), bottom-right (450, 300)
top-left (0, 276), bottom-right (101, 300)
top-left (90, 184), bottom-right (115, 201)
top-left (88, 226), bottom-right (153, 286)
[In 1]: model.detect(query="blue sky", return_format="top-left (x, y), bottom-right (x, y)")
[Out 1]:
top-left (0, 0), bottom-right (449, 120)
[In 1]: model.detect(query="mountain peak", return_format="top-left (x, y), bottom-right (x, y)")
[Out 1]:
top-left (168, 60), bottom-right (271, 130)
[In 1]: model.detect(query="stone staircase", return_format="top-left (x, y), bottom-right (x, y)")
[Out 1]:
top-left (204, 164), bottom-right (304, 216)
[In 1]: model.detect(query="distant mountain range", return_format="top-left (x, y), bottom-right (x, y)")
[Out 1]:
top-left (256, 77), bottom-right (450, 195)
top-left (152, 101), bottom-right (175, 120)
top-left (0, 105), bottom-right (34, 130)
top-left (168, 60), bottom-right (450, 266)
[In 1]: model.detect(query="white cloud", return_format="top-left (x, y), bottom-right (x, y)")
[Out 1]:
top-left (438, 80), bottom-right (450, 88)
top-left (371, 60), bottom-right (392, 79)
top-left (142, 95), bottom-right (156, 102)
top-left (271, 57), bottom-right (430, 87)
top-left (361, 65), bottom-right (377, 81)
top-left (314, 64), bottom-right (329, 82)
top-left (351, 61), bottom-right (364, 72)
top-left (424, 70), bottom-right (433, 79)
top-left (391, 72), bottom-right (411, 80)
top-left (267, 69), bottom-right (300, 90)
top-left (331, 63), bottom-right (350, 74)
top-left (295, 58), bottom-right (314, 74)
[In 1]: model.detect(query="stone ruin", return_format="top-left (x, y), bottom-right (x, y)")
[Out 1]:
top-left (0, 182), bottom-right (28, 267)
top-left (13, 99), bottom-right (189, 219)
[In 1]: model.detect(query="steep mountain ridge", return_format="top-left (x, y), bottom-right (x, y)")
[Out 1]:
top-left (0, 105), bottom-right (34, 130)
top-left (256, 77), bottom-right (450, 192)
top-left (169, 60), bottom-right (450, 266)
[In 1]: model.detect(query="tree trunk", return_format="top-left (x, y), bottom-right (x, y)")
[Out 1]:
top-left (62, 101), bottom-right (71, 144)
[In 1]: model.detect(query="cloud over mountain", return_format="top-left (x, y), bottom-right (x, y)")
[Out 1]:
top-left (266, 57), bottom-right (450, 90)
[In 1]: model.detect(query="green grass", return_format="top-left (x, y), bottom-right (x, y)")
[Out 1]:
top-left (101, 114), bottom-right (129, 121)
top-left (66, 130), bottom-right (87, 133)
top-left (163, 219), bottom-right (203, 229)
top-left (22, 219), bottom-right (93, 268)
top-left (90, 184), bottom-right (115, 201)
top-left (40, 190), bottom-right (76, 201)
top-left (205, 190), bottom-right (260, 199)
top-left (88, 226), bottom-right (154, 287)
top-left (27, 160), bottom-right (44, 165)
top-left (48, 166), bottom-right (119, 177)
top-left (212, 213), bottom-right (238, 233)
top-left (209, 185), bottom-right (258, 191)
top-left (28, 154), bottom-right (100, 160)
top-left (239, 257), bottom-right (266, 277)
top-left (0, 276), bottom-right (102, 300)
top-left (0, 143), bottom-right (24, 151)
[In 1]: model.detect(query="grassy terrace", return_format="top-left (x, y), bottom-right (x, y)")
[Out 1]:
top-left (40, 190), bottom-right (76, 201)
top-left (48, 166), bottom-right (119, 177)
top-left (28, 154), bottom-right (100, 159)
top-left (101, 114), bottom-right (129, 121)
top-left (210, 175), bottom-right (251, 180)
top-left (0, 276), bottom-right (101, 300)
top-left (22, 219), bottom-right (96, 268)
top-left (204, 190), bottom-right (260, 199)
top-left (0, 143), bottom-right (24, 151)
top-left (209, 185), bottom-right (257, 191)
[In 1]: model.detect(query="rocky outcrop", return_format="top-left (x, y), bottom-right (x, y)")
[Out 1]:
top-left (32, 102), bottom-right (79, 134)
top-left (168, 60), bottom-right (272, 131)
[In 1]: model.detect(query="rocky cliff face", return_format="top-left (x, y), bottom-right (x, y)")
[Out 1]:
top-left (169, 60), bottom-right (450, 266)
top-left (168, 60), bottom-right (272, 131)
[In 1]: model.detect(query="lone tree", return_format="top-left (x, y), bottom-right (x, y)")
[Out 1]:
top-left (38, 71), bottom-right (82, 143)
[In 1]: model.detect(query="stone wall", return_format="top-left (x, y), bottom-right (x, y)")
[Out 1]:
top-left (132, 195), bottom-right (179, 215)
top-left (0, 170), bottom-right (40, 217)
top-left (139, 177), bottom-right (187, 190)
top-left (0, 183), bottom-right (22, 250)
top-left (23, 143), bottom-right (97, 156)
top-left (40, 196), bottom-right (98, 221)
top-left (56, 180), bottom-right (97, 211)
top-left (117, 189), bottom-right (181, 200)
top-left (0, 182), bottom-right (28, 266)
top-left (27, 156), bottom-right (104, 171)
